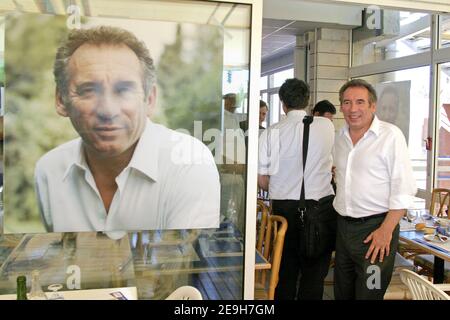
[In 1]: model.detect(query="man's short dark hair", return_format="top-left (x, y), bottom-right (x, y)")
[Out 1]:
top-left (54, 26), bottom-right (156, 103)
top-left (278, 78), bottom-right (310, 110)
top-left (260, 100), bottom-right (268, 109)
top-left (339, 79), bottom-right (377, 105)
top-left (313, 100), bottom-right (336, 115)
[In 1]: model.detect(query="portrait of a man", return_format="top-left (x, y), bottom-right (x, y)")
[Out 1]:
top-left (375, 81), bottom-right (411, 142)
top-left (33, 26), bottom-right (221, 232)
top-left (5, 19), bottom-right (221, 233)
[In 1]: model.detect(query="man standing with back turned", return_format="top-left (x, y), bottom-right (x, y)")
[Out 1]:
top-left (333, 79), bottom-right (416, 300)
top-left (258, 78), bottom-right (335, 300)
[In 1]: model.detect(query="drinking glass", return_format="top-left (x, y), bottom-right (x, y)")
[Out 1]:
top-left (406, 210), bottom-right (418, 223)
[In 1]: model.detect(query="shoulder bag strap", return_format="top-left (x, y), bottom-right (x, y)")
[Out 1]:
top-left (298, 116), bottom-right (313, 217)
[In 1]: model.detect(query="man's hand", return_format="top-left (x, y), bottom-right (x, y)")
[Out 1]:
top-left (363, 226), bottom-right (392, 263)
top-left (363, 209), bottom-right (405, 264)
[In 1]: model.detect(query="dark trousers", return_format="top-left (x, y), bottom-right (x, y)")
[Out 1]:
top-left (334, 214), bottom-right (399, 300)
top-left (272, 200), bottom-right (332, 300)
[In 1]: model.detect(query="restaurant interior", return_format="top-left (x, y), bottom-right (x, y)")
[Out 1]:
top-left (0, 0), bottom-right (449, 300)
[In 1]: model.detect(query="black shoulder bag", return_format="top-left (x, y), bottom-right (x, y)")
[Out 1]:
top-left (297, 116), bottom-right (337, 259)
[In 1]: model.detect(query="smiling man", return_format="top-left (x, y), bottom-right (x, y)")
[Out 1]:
top-left (34, 26), bottom-right (220, 232)
top-left (333, 79), bottom-right (416, 300)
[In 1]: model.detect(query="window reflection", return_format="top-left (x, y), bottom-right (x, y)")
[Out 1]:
top-left (437, 62), bottom-right (450, 189)
top-left (352, 10), bottom-right (431, 66)
top-left (0, 0), bottom-right (252, 300)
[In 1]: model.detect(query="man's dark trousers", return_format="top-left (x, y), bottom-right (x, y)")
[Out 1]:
top-left (272, 200), bottom-right (332, 300)
top-left (334, 214), bottom-right (399, 300)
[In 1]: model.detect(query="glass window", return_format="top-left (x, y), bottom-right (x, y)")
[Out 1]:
top-left (269, 93), bottom-right (280, 125)
top-left (0, 0), bottom-right (255, 301)
top-left (353, 10), bottom-right (430, 66)
top-left (411, 196), bottom-right (426, 210)
top-left (359, 66), bottom-right (430, 190)
top-left (273, 68), bottom-right (294, 88)
top-left (223, 69), bottom-right (249, 114)
top-left (261, 93), bottom-right (268, 104)
top-left (439, 15), bottom-right (450, 49)
top-left (437, 62), bottom-right (450, 188)
top-left (260, 75), bottom-right (267, 91)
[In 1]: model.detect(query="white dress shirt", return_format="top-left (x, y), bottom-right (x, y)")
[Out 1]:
top-left (223, 109), bottom-right (246, 164)
top-left (258, 110), bottom-right (335, 200)
top-left (333, 116), bottom-right (417, 218)
top-left (35, 119), bottom-right (221, 232)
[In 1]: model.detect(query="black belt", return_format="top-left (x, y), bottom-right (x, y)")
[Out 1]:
top-left (340, 212), bottom-right (388, 223)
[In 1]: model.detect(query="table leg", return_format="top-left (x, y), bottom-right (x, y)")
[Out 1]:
top-left (433, 257), bottom-right (444, 284)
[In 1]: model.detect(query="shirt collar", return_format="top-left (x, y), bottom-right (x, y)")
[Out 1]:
top-left (62, 139), bottom-right (88, 181)
top-left (286, 109), bottom-right (307, 118)
top-left (368, 115), bottom-right (381, 136)
top-left (62, 118), bottom-right (159, 182)
top-left (127, 118), bottom-right (159, 182)
top-left (339, 114), bottom-right (380, 138)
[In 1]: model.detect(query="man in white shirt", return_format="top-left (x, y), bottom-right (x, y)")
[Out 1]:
top-left (333, 79), bottom-right (417, 300)
top-left (220, 93), bottom-right (246, 232)
top-left (34, 26), bottom-right (220, 232)
top-left (258, 78), bottom-right (335, 300)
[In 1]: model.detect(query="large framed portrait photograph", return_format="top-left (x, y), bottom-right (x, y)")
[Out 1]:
top-left (375, 80), bottom-right (411, 142)
top-left (4, 11), bottom-right (225, 234)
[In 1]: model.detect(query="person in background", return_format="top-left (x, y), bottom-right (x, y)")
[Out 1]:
top-left (312, 100), bottom-right (336, 122)
top-left (333, 79), bottom-right (416, 300)
top-left (313, 99), bottom-right (337, 190)
top-left (258, 100), bottom-right (269, 130)
top-left (220, 93), bottom-right (246, 231)
top-left (240, 100), bottom-right (269, 143)
top-left (258, 78), bottom-right (335, 300)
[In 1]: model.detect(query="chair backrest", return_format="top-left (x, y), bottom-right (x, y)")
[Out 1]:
top-left (260, 215), bottom-right (288, 299)
top-left (430, 188), bottom-right (450, 218)
top-left (165, 286), bottom-right (203, 300)
top-left (256, 200), bottom-right (270, 254)
top-left (399, 269), bottom-right (450, 300)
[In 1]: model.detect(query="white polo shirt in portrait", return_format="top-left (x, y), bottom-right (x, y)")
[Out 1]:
top-left (258, 110), bottom-right (335, 201)
top-left (333, 116), bottom-right (417, 218)
top-left (34, 119), bottom-right (221, 232)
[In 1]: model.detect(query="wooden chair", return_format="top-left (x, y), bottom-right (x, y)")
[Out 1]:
top-left (256, 200), bottom-right (269, 254)
top-left (399, 269), bottom-right (450, 300)
top-left (255, 200), bottom-right (270, 287)
top-left (254, 215), bottom-right (288, 300)
top-left (429, 188), bottom-right (450, 218)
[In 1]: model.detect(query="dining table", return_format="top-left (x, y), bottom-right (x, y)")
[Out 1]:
top-left (131, 221), bottom-right (270, 299)
top-left (399, 216), bottom-right (450, 284)
top-left (0, 221), bottom-right (270, 300)
top-left (0, 286), bottom-right (138, 300)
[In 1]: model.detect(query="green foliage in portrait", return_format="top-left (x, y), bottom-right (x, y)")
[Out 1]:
top-left (4, 14), bottom-right (77, 232)
top-left (156, 24), bottom-right (223, 136)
